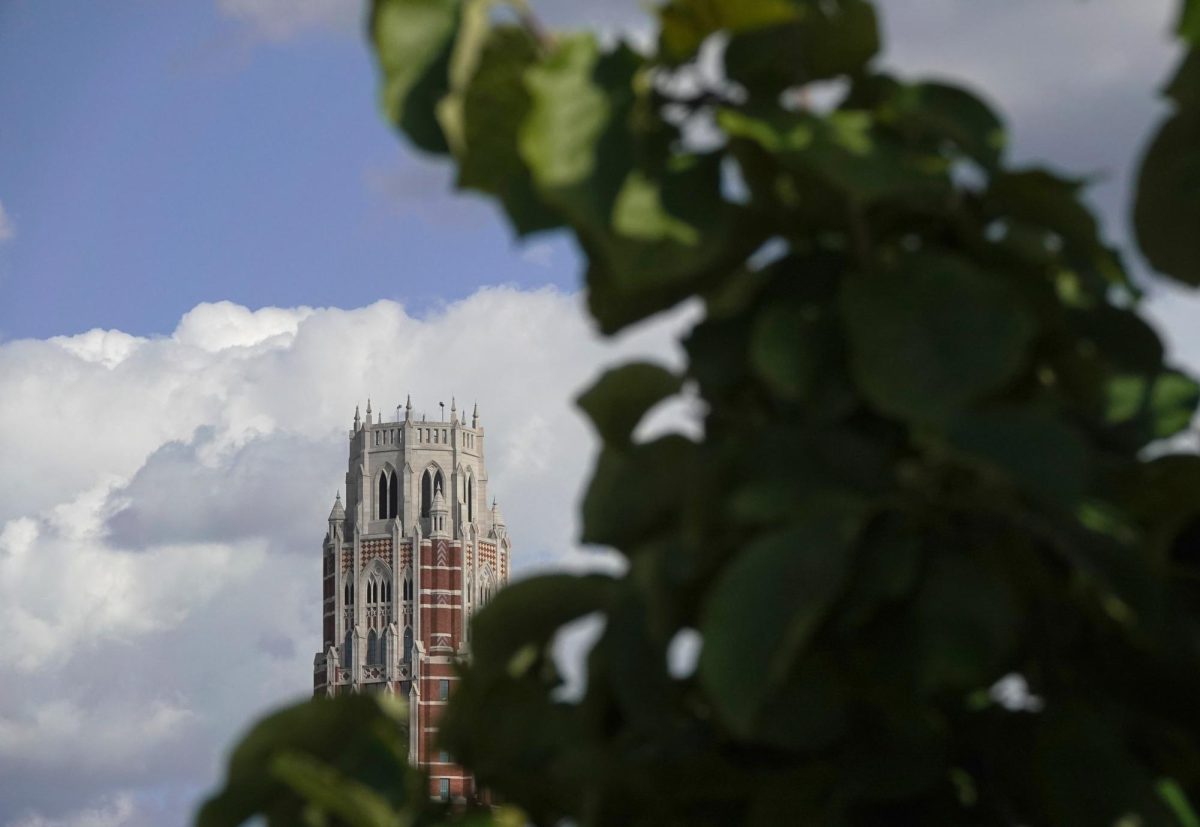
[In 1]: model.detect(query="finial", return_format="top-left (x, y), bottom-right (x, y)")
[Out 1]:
top-left (353, 405), bottom-right (361, 430)
top-left (405, 394), bottom-right (413, 422)
top-left (472, 402), bottom-right (479, 429)
top-left (366, 398), bottom-right (372, 416)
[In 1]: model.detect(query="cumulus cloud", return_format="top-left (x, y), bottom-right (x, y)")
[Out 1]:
top-left (216, 0), bottom-right (361, 40)
top-left (0, 288), bottom-right (695, 826)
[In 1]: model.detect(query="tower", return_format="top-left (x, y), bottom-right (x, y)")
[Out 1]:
top-left (313, 398), bottom-right (512, 802)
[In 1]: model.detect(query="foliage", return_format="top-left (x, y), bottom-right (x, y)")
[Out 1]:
top-left (200, 1), bottom-right (1200, 824)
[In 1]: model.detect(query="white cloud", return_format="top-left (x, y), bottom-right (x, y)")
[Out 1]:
top-left (7, 793), bottom-right (137, 827)
top-left (216, 0), bottom-right (361, 40)
top-left (0, 288), bottom-right (695, 826)
top-left (0, 200), bottom-right (14, 244)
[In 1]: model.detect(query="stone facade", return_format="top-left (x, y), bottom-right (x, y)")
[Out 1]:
top-left (313, 398), bottom-right (511, 802)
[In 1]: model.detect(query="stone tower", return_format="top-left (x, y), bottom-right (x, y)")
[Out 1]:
top-left (313, 397), bottom-right (511, 802)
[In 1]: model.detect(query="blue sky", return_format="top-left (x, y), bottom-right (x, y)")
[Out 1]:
top-left (0, 0), bottom-right (575, 340)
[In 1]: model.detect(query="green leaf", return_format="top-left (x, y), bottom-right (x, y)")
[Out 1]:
top-left (577, 362), bottom-right (683, 446)
top-left (749, 300), bottom-right (839, 402)
top-left (1135, 110), bottom-right (1200, 285)
top-left (699, 494), bottom-right (866, 735)
top-left (719, 109), bottom-right (951, 206)
top-left (371, 0), bottom-right (461, 153)
top-left (271, 752), bottom-right (401, 827)
top-left (1149, 370), bottom-right (1200, 437)
top-left (880, 80), bottom-right (1007, 171)
top-left (587, 156), bottom-right (765, 332)
top-left (1106, 370), bottom-right (1200, 440)
top-left (470, 574), bottom-right (616, 677)
top-left (944, 407), bottom-right (1090, 506)
top-left (1034, 708), bottom-right (1167, 827)
top-left (581, 436), bottom-right (697, 546)
top-left (456, 25), bottom-right (561, 235)
top-left (196, 695), bottom-right (410, 827)
top-left (724, 1), bottom-right (879, 92)
top-left (519, 34), bottom-right (613, 192)
top-left (840, 253), bottom-right (1036, 423)
top-left (913, 552), bottom-right (1019, 692)
top-left (658, 0), bottom-right (801, 63)
top-left (1179, 1), bottom-right (1200, 43)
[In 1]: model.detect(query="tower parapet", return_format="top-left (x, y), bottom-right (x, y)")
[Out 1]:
top-left (314, 397), bottom-right (510, 804)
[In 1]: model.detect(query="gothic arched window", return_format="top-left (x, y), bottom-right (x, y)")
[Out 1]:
top-left (403, 575), bottom-right (412, 601)
top-left (377, 470), bottom-right (399, 520)
top-left (342, 629), bottom-right (353, 668)
top-left (421, 470), bottom-right (432, 518)
top-left (367, 629), bottom-right (379, 664)
top-left (403, 626), bottom-right (414, 663)
top-left (467, 475), bottom-right (474, 522)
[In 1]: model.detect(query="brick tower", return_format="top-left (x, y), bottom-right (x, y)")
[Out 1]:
top-left (313, 397), bottom-right (511, 801)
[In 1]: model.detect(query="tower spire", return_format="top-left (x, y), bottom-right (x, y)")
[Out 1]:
top-left (353, 405), bottom-right (361, 431)
top-left (451, 397), bottom-right (458, 424)
top-left (472, 402), bottom-right (479, 429)
top-left (406, 394), bottom-right (413, 422)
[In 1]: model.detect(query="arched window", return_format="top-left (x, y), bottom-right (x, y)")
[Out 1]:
top-left (403, 626), bottom-right (414, 663)
top-left (421, 470), bottom-right (432, 517)
top-left (403, 576), bottom-right (412, 601)
top-left (344, 582), bottom-right (353, 605)
top-left (342, 629), bottom-right (353, 667)
top-left (479, 567), bottom-right (495, 607)
top-left (467, 475), bottom-right (474, 522)
top-left (377, 470), bottom-right (399, 520)
top-left (367, 629), bottom-right (379, 664)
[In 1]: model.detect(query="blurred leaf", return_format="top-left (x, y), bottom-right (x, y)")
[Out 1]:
top-left (659, 0), bottom-right (800, 62)
top-left (519, 34), bottom-right (614, 193)
top-left (582, 436), bottom-right (697, 546)
top-left (944, 407), bottom-right (1090, 506)
top-left (470, 574), bottom-right (616, 677)
top-left (372, 0), bottom-right (461, 153)
top-left (699, 494), bottom-right (866, 735)
top-left (577, 362), bottom-right (683, 446)
top-left (720, 108), bottom-right (951, 206)
top-left (913, 552), bottom-right (1019, 693)
top-left (1179, 1), bottom-right (1200, 43)
top-left (724, 1), bottom-right (878, 93)
top-left (196, 695), bottom-right (410, 827)
top-left (271, 752), bottom-right (401, 827)
top-left (1034, 708), bottom-right (1166, 827)
top-left (1135, 110), bottom-right (1200, 285)
top-left (878, 80), bottom-right (1007, 171)
top-left (750, 300), bottom-right (837, 401)
top-left (456, 25), bottom-right (561, 234)
top-left (840, 253), bottom-right (1036, 422)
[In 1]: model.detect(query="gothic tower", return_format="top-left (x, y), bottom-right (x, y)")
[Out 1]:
top-left (313, 397), bottom-right (512, 802)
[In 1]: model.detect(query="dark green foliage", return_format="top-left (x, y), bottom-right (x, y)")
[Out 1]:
top-left (200, 1), bottom-right (1200, 824)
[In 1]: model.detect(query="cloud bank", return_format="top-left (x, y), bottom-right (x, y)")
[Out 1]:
top-left (0, 289), bottom-right (695, 827)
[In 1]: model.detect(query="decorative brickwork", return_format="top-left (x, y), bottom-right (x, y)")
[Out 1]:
top-left (313, 400), bottom-right (511, 803)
